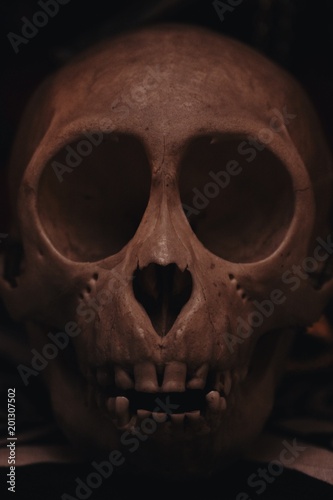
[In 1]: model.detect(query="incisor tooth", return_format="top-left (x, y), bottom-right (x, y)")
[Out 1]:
top-left (152, 412), bottom-right (167, 423)
top-left (162, 361), bottom-right (186, 392)
top-left (134, 362), bottom-right (158, 392)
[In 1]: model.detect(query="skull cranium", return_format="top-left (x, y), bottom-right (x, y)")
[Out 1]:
top-left (1, 24), bottom-right (333, 478)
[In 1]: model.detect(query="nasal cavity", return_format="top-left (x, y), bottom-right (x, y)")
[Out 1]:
top-left (133, 263), bottom-right (193, 337)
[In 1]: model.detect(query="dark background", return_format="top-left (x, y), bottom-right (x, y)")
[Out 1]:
top-left (1, 0), bottom-right (333, 216)
top-left (1, 3), bottom-right (333, 498)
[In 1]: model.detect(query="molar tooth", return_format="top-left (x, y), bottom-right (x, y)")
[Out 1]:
top-left (162, 361), bottom-right (186, 392)
top-left (115, 396), bottom-right (130, 427)
top-left (187, 363), bottom-right (209, 390)
top-left (115, 365), bottom-right (134, 390)
top-left (134, 362), bottom-right (158, 392)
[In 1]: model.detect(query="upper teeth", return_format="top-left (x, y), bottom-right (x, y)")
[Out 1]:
top-left (90, 363), bottom-right (233, 430)
top-left (134, 362), bottom-right (159, 392)
top-left (162, 361), bottom-right (187, 392)
top-left (94, 362), bottom-right (233, 396)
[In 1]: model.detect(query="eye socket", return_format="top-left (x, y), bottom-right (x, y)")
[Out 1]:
top-left (179, 135), bottom-right (294, 263)
top-left (38, 133), bottom-right (151, 262)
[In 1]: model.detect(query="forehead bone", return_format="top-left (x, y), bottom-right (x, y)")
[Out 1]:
top-left (8, 23), bottom-right (332, 209)
top-left (40, 24), bottom-right (298, 121)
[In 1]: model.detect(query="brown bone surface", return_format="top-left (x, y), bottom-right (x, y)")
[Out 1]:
top-left (1, 24), bottom-right (333, 478)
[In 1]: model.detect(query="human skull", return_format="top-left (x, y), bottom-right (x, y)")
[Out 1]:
top-left (1, 24), bottom-right (333, 479)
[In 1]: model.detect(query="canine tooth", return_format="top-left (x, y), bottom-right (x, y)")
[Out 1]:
top-left (187, 363), bottom-right (209, 390)
top-left (206, 390), bottom-right (220, 412)
top-left (115, 365), bottom-right (134, 390)
top-left (224, 371), bottom-right (232, 396)
top-left (115, 396), bottom-right (130, 427)
top-left (134, 362), bottom-right (158, 392)
top-left (162, 361), bottom-right (186, 392)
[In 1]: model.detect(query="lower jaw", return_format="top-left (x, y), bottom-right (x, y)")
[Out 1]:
top-left (100, 389), bottom-right (229, 435)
